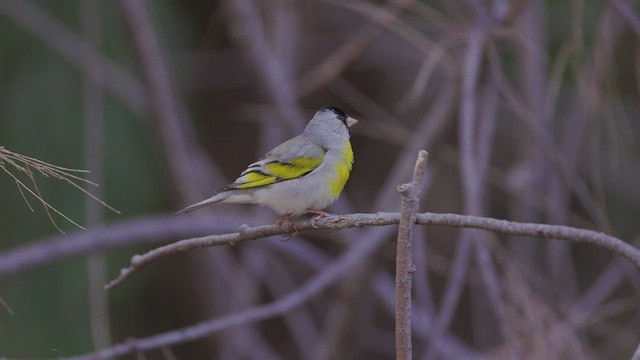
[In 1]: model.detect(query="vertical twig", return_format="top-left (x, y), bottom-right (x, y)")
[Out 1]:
top-left (0, 0), bottom-right (148, 115)
top-left (119, 0), bottom-right (206, 203)
top-left (225, 0), bottom-right (304, 135)
top-left (396, 150), bottom-right (428, 360)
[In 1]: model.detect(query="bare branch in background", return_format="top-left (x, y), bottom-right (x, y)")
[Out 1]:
top-left (118, 2), bottom-right (277, 358)
top-left (41, 209), bottom-right (636, 358)
top-left (2, 0), bottom-right (640, 358)
top-left (55, 211), bottom-right (637, 360)
top-left (611, 0), bottom-right (640, 37)
top-left (632, 342), bottom-right (640, 360)
top-left (63, 217), bottom-right (406, 360)
top-left (119, 0), bottom-right (208, 203)
top-left (0, 0), bottom-right (148, 115)
top-left (226, 0), bottom-right (304, 134)
top-left (297, 0), bottom-right (415, 97)
top-left (80, 0), bottom-right (111, 351)
top-left (0, 214), bottom-right (245, 280)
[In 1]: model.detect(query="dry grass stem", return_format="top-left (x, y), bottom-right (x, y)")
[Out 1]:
top-left (0, 146), bottom-right (119, 232)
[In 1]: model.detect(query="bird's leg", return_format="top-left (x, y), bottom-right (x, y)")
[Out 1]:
top-left (305, 209), bottom-right (332, 228)
top-left (275, 214), bottom-right (293, 227)
top-left (276, 214), bottom-right (298, 241)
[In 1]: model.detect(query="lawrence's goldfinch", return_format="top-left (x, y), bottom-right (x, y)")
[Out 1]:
top-left (177, 106), bottom-right (357, 219)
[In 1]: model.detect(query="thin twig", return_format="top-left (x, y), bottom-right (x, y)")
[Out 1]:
top-left (245, 250), bottom-right (319, 356)
top-left (226, 0), bottom-right (304, 133)
top-left (117, 0), bottom-right (227, 206)
top-left (64, 215), bottom-right (396, 360)
top-left (297, 0), bottom-right (414, 97)
top-left (487, 43), bottom-right (611, 231)
top-left (105, 211), bottom-right (640, 290)
top-left (632, 341), bottom-right (640, 360)
top-left (395, 150), bottom-right (428, 360)
top-left (0, 147), bottom-right (119, 232)
top-left (460, 13), bottom-right (516, 354)
top-left (81, 0), bottom-right (111, 351)
top-left (0, 296), bottom-right (14, 316)
top-left (425, 15), bottom-right (495, 360)
top-left (611, 0), bottom-right (640, 37)
top-left (373, 273), bottom-right (478, 359)
top-left (326, 0), bottom-right (456, 68)
top-left (0, 147), bottom-right (119, 214)
top-left (0, 160), bottom-right (84, 231)
top-left (119, 0), bottom-right (204, 203)
top-left (0, 214), bottom-right (245, 280)
top-left (56, 210), bottom-right (640, 359)
top-left (117, 4), bottom-right (250, 357)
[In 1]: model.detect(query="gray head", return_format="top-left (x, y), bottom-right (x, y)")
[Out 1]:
top-left (304, 106), bottom-right (357, 148)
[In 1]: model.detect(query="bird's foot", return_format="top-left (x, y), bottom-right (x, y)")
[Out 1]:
top-left (276, 214), bottom-right (297, 241)
top-left (305, 209), bottom-right (332, 228)
top-left (275, 214), bottom-right (294, 227)
top-left (280, 227), bottom-right (298, 241)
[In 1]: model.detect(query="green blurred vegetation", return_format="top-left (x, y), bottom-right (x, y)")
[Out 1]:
top-left (0, 1), bottom-right (175, 356)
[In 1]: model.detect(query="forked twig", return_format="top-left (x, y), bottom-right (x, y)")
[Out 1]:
top-left (0, 146), bottom-right (119, 232)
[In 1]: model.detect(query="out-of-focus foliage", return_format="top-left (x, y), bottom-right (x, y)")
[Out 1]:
top-left (0, 0), bottom-right (639, 359)
top-left (0, 1), bottom-right (172, 356)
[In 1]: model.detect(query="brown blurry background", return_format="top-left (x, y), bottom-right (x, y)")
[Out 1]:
top-left (1, 0), bottom-right (640, 359)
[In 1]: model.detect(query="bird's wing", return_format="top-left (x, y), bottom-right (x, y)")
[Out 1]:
top-left (224, 135), bottom-right (327, 191)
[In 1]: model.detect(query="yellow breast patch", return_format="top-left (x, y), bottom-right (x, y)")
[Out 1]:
top-left (328, 141), bottom-right (354, 198)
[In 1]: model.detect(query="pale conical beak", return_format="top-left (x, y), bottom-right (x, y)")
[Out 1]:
top-left (346, 117), bottom-right (358, 128)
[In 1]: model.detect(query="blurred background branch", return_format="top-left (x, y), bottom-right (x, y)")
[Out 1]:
top-left (1, 0), bottom-right (640, 359)
top-left (5, 206), bottom-right (631, 359)
top-left (80, 0), bottom-right (111, 351)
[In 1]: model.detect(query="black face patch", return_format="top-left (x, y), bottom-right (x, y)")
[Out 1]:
top-left (320, 106), bottom-right (348, 123)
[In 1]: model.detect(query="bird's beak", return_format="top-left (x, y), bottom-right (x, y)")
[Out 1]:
top-left (346, 117), bottom-right (358, 128)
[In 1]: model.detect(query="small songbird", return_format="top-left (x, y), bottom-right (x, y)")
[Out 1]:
top-left (177, 106), bottom-right (357, 222)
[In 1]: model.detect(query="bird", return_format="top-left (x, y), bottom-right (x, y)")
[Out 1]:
top-left (176, 106), bottom-right (357, 224)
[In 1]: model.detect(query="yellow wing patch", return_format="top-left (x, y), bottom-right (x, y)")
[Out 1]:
top-left (234, 154), bottom-right (325, 189)
top-left (235, 172), bottom-right (277, 189)
top-left (266, 156), bottom-right (324, 180)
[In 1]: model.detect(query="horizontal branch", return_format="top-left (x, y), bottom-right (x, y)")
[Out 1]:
top-left (0, 214), bottom-right (245, 280)
top-left (63, 217), bottom-right (392, 360)
top-left (105, 212), bottom-right (640, 289)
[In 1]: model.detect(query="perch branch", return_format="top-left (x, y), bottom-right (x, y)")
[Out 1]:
top-left (64, 214), bottom-right (396, 360)
top-left (106, 212), bottom-right (640, 290)
top-left (62, 208), bottom-right (639, 360)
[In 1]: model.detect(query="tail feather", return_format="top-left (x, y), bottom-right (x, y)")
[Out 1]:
top-left (175, 189), bottom-right (257, 214)
top-left (175, 193), bottom-right (226, 214)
